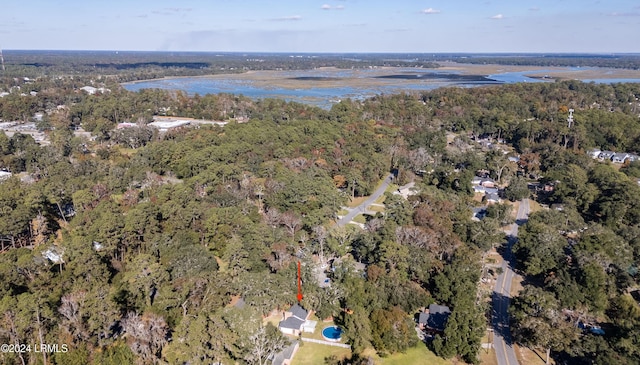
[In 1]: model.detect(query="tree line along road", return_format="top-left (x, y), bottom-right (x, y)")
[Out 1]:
top-left (492, 198), bottom-right (530, 365)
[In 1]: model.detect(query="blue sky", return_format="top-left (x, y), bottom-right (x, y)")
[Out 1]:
top-left (2, 0), bottom-right (639, 53)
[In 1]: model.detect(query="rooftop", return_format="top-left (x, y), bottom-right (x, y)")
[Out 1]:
top-left (426, 304), bottom-right (451, 331)
top-left (148, 120), bottom-right (191, 130)
top-left (271, 341), bottom-right (299, 365)
top-left (279, 316), bottom-right (304, 330)
top-left (288, 304), bottom-right (309, 320)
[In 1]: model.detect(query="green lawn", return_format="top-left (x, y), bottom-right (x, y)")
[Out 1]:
top-left (291, 342), bottom-right (351, 365)
top-left (368, 205), bottom-right (385, 213)
top-left (338, 209), bottom-right (349, 216)
top-left (361, 345), bottom-right (452, 365)
top-left (352, 214), bottom-right (367, 224)
top-left (347, 196), bottom-right (368, 208)
top-left (291, 339), bottom-right (450, 365)
top-left (384, 183), bottom-right (400, 194)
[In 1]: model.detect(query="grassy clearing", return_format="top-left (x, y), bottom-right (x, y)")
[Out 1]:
top-left (359, 345), bottom-right (452, 365)
top-left (291, 342), bottom-right (351, 365)
top-left (515, 345), bottom-right (553, 365)
top-left (527, 199), bottom-right (543, 214)
top-left (384, 183), bottom-right (400, 194)
top-left (262, 313), bottom-right (281, 328)
top-left (510, 274), bottom-right (525, 298)
top-left (374, 194), bottom-right (387, 204)
top-left (352, 214), bottom-right (367, 224)
top-left (368, 205), bottom-right (385, 213)
top-left (347, 196), bottom-right (368, 208)
top-left (479, 331), bottom-right (498, 365)
top-left (337, 209), bottom-right (349, 216)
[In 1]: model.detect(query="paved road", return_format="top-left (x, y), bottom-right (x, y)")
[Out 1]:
top-left (336, 173), bottom-right (394, 227)
top-left (492, 198), bottom-right (530, 365)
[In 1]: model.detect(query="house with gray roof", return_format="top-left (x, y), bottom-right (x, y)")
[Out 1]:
top-left (417, 304), bottom-right (451, 333)
top-left (473, 185), bottom-right (486, 193)
top-left (279, 304), bottom-right (315, 336)
top-left (598, 151), bottom-right (615, 160)
top-left (485, 192), bottom-right (500, 204)
top-left (611, 153), bottom-right (630, 164)
top-left (587, 148), bottom-right (601, 159)
top-left (270, 341), bottom-right (299, 365)
top-left (484, 187), bottom-right (499, 195)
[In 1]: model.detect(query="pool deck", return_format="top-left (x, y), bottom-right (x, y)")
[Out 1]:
top-left (301, 337), bottom-right (351, 349)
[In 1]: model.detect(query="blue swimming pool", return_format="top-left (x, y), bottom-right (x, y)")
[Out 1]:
top-left (322, 326), bottom-right (343, 342)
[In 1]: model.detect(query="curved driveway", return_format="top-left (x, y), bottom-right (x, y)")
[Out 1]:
top-left (336, 173), bottom-right (394, 227)
top-left (492, 198), bottom-right (530, 365)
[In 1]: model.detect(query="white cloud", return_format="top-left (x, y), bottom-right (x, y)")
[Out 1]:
top-left (491, 14), bottom-right (504, 19)
top-left (165, 7), bottom-right (192, 13)
top-left (608, 12), bottom-right (640, 17)
top-left (270, 15), bottom-right (302, 21)
top-left (322, 4), bottom-right (345, 10)
top-left (421, 8), bottom-right (441, 14)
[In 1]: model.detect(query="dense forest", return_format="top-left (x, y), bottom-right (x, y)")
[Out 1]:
top-left (1, 68), bottom-right (640, 365)
top-left (0, 51), bottom-right (440, 81)
top-left (3, 51), bottom-right (640, 82)
top-left (442, 54), bottom-right (640, 70)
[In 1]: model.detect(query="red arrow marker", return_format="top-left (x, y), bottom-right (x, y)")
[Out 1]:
top-left (297, 261), bottom-right (303, 302)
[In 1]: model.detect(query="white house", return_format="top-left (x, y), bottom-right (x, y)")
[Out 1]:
top-left (598, 151), bottom-right (615, 160)
top-left (80, 86), bottom-right (98, 94)
top-left (279, 304), bottom-right (316, 336)
top-left (148, 120), bottom-right (191, 132)
top-left (611, 153), bottom-right (630, 164)
top-left (587, 148), bottom-right (601, 159)
top-left (80, 86), bottom-right (110, 95)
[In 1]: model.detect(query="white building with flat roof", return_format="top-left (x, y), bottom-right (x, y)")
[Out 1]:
top-left (0, 171), bottom-right (12, 181)
top-left (148, 120), bottom-right (191, 131)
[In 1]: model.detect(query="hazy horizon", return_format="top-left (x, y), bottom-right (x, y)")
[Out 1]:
top-left (3, 1), bottom-right (640, 53)
top-left (3, 50), bottom-right (640, 56)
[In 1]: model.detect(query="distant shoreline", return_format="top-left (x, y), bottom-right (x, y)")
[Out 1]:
top-left (121, 63), bottom-right (640, 87)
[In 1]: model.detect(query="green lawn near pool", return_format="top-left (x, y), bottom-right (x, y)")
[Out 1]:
top-left (290, 342), bottom-right (351, 365)
top-left (360, 344), bottom-right (452, 365)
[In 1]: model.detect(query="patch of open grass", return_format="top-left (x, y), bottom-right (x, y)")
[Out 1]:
top-left (374, 194), bottom-right (387, 204)
top-left (338, 209), bottom-right (349, 216)
top-left (384, 183), bottom-right (400, 194)
top-left (527, 199), bottom-right (543, 214)
top-left (347, 196), bottom-right (368, 208)
top-left (368, 205), bottom-right (385, 213)
top-left (352, 214), bottom-right (367, 224)
top-left (515, 344), bottom-right (554, 365)
top-left (262, 313), bottom-right (281, 328)
top-left (359, 345), bottom-right (452, 365)
top-left (479, 331), bottom-right (498, 365)
top-left (291, 342), bottom-right (351, 365)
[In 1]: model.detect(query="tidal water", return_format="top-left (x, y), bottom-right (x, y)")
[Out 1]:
top-left (123, 68), bottom-right (640, 109)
